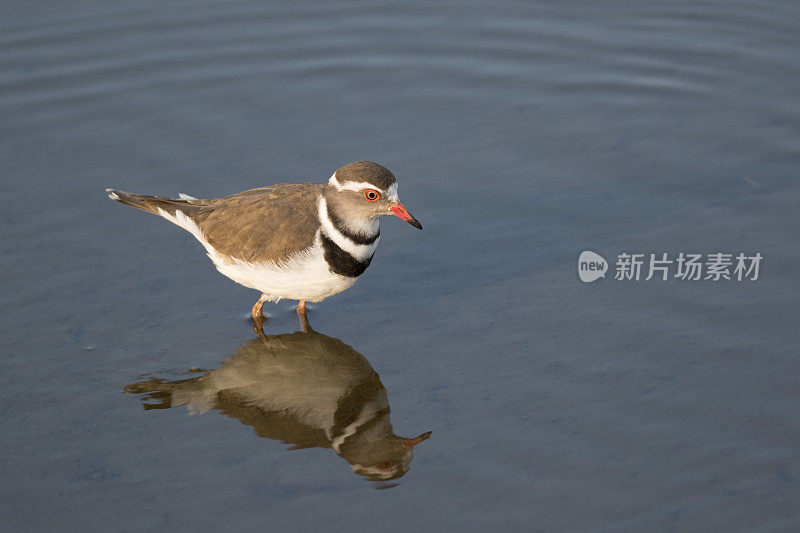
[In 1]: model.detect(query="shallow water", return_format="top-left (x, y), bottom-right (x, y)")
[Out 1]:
top-left (2, 0), bottom-right (799, 530)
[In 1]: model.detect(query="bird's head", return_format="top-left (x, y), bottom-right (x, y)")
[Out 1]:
top-left (325, 161), bottom-right (422, 230)
top-left (345, 431), bottom-right (433, 482)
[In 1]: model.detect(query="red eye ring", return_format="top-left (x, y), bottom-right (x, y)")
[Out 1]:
top-left (363, 189), bottom-right (381, 202)
top-left (379, 460), bottom-right (394, 469)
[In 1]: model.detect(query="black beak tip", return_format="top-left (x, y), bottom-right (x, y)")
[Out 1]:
top-left (409, 219), bottom-right (423, 230)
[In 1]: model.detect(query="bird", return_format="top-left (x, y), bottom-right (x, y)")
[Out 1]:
top-left (125, 328), bottom-right (432, 482)
top-left (106, 161), bottom-right (422, 325)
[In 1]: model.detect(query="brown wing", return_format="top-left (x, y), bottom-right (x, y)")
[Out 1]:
top-left (194, 183), bottom-right (323, 263)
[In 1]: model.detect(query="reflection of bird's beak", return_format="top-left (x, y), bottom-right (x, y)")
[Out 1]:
top-left (390, 202), bottom-right (423, 230)
top-left (403, 431), bottom-right (432, 448)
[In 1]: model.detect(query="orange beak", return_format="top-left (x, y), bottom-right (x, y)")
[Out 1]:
top-left (390, 202), bottom-right (423, 230)
top-left (402, 431), bottom-right (432, 448)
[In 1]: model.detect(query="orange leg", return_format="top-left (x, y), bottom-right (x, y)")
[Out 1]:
top-left (296, 300), bottom-right (313, 333)
top-left (252, 293), bottom-right (270, 340)
top-left (252, 293), bottom-right (269, 318)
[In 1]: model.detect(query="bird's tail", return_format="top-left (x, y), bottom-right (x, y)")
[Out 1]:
top-left (106, 189), bottom-right (206, 217)
top-left (124, 375), bottom-right (215, 414)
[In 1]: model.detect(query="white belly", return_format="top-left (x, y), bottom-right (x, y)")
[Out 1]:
top-left (156, 208), bottom-right (359, 302)
top-left (212, 235), bottom-right (358, 302)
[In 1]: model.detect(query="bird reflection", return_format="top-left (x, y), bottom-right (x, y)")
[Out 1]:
top-left (125, 322), bottom-right (431, 483)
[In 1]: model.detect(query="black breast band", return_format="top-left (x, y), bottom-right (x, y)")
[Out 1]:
top-left (321, 233), bottom-right (373, 277)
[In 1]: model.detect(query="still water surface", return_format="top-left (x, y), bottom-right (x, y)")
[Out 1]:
top-left (2, 0), bottom-right (799, 530)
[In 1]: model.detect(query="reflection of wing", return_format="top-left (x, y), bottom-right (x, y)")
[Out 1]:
top-left (215, 390), bottom-right (329, 449)
top-left (203, 333), bottom-right (381, 432)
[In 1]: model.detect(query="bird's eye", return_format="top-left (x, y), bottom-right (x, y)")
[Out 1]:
top-left (363, 190), bottom-right (381, 202)
top-left (379, 460), bottom-right (394, 469)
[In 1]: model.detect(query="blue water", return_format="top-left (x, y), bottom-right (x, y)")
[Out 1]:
top-left (2, 1), bottom-right (799, 530)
